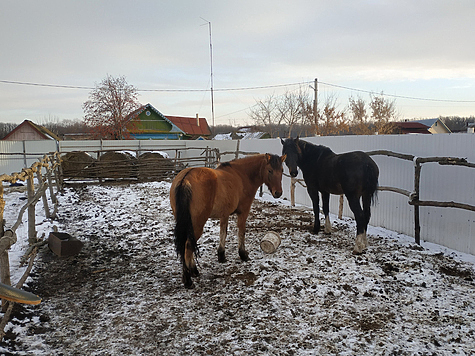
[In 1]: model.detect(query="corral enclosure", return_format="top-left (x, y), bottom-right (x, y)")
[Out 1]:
top-left (1, 133), bottom-right (475, 255)
top-left (2, 181), bottom-right (475, 354)
top-left (1, 135), bottom-right (475, 354)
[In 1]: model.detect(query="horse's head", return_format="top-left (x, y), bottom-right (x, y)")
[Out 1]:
top-left (263, 153), bottom-right (286, 198)
top-left (280, 137), bottom-right (301, 177)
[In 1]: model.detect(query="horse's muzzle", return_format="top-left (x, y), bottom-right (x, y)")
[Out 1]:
top-left (273, 190), bottom-right (282, 198)
top-left (290, 170), bottom-right (298, 178)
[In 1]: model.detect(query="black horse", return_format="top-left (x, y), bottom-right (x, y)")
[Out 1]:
top-left (281, 137), bottom-right (379, 254)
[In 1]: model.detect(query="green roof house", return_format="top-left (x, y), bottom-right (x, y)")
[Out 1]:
top-left (126, 104), bottom-right (185, 140)
top-left (126, 103), bottom-right (211, 140)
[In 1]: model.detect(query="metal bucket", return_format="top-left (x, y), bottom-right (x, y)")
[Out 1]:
top-left (260, 232), bottom-right (281, 254)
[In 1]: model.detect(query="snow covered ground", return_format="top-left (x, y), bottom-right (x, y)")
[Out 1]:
top-left (1, 180), bottom-right (474, 355)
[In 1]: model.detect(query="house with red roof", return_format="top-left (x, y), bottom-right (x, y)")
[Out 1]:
top-left (391, 119), bottom-right (451, 134)
top-left (126, 103), bottom-right (211, 140)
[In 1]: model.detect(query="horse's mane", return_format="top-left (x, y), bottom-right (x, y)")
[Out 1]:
top-left (217, 153), bottom-right (281, 170)
top-left (299, 139), bottom-right (334, 161)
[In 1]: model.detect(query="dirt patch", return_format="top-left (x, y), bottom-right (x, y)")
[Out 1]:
top-left (3, 182), bottom-right (475, 355)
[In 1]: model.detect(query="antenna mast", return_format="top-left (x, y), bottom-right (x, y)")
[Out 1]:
top-left (201, 18), bottom-right (215, 127)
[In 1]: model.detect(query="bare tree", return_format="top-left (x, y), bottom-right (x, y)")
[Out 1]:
top-left (0, 122), bottom-right (17, 139)
top-left (369, 92), bottom-right (398, 134)
top-left (83, 75), bottom-right (141, 139)
top-left (248, 94), bottom-right (280, 137)
top-left (249, 86), bottom-right (314, 138)
top-left (277, 87), bottom-right (313, 138)
top-left (319, 94), bottom-right (349, 136)
top-left (440, 116), bottom-right (475, 132)
top-left (348, 96), bottom-right (372, 135)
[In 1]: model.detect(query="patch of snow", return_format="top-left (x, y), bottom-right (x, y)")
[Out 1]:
top-left (0, 181), bottom-right (474, 355)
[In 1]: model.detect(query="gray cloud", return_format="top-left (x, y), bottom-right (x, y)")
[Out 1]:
top-left (1, 0), bottom-right (474, 124)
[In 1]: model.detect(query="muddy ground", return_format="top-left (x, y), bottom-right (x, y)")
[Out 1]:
top-left (2, 181), bottom-right (475, 355)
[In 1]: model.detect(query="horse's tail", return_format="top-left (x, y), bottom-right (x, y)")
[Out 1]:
top-left (365, 160), bottom-right (379, 205)
top-left (174, 173), bottom-right (198, 263)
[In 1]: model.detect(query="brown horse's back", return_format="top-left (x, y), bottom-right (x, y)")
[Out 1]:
top-left (171, 167), bottom-right (216, 239)
top-left (170, 167), bottom-right (244, 239)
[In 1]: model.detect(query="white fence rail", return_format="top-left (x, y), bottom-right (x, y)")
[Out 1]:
top-left (1, 134), bottom-right (474, 255)
top-left (240, 134), bottom-right (475, 255)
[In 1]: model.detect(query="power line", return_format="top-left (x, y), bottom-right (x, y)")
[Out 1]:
top-left (319, 81), bottom-right (475, 103)
top-left (0, 79), bottom-right (309, 92)
top-left (0, 80), bottom-right (94, 90)
top-left (1, 78), bottom-right (475, 103)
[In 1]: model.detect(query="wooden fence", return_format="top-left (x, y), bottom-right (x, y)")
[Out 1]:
top-left (60, 147), bottom-right (220, 182)
top-left (0, 152), bottom-right (62, 340)
top-left (289, 150), bottom-right (475, 245)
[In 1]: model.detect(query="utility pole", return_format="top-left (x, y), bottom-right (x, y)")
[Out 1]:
top-left (201, 18), bottom-right (215, 128)
top-left (313, 78), bottom-right (318, 136)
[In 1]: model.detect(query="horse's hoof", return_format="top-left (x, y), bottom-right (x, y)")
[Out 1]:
top-left (218, 250), bottom-right (226, 263)
top-left (190, 266), bottom-right (200, 277)
top-left (183, 275), bottom-right (194, 289)
top-left (353, 233), bottom-right (367, 255)
top-left (239, 250), bottom-right (249, 262)
top-left (184, 281), bottom-right (195, 289)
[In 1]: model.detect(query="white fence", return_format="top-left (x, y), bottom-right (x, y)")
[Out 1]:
top-left (1, 134), bottom-right (474, 255)
top-left (239, 135), bottom-right (475, 256)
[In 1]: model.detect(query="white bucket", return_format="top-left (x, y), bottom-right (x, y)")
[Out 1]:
top-left (260, 232), bottom-right (281, 254)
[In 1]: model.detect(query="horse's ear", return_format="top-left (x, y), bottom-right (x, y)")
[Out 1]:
top-left (265, 153), bottom-right (271, 162)
top-left (280, 137), bottom-right (285, 145)
top-left (295, 136), bottom-right (300, 144)
top-left (281, 154), bottom-right (287, 163)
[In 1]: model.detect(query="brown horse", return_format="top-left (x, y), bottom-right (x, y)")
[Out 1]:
top-left (170, 153), bottom-right (286, 288)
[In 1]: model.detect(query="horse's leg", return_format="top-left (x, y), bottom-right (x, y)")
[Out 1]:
top-left (182, 239), bottom-right (197, 288)
top-left (346, 194), bottom-right (367, 254)
top-left (237, 212), bottom-right (250, 261)
top-left (217, 217), bottom-right (229, 263)
top-left (185, 238), bottom-right (199, 278)
top-left (307, 186), bottom-right (321, 234)
top-left (362, 192), bottom-right (372, 226)
top-left (360, 192), bottom-right (373, 249)
top-left (321, 191), bottom-right (332, 234)
top-left (181, 218), bottom-right (207, 289)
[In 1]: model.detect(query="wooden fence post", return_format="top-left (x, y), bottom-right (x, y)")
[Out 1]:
top-left (55, 154), bottom-right (64, 190)
top-left (27, 173), bottom-right (37, 245)
top-left (47, 169), bottom-right (58, 219)
top-left (413, 158), bottom-right (421, 245)
top-left (47, 169), bottom-right (57, 205)
top-left (290, 177), bottom-right (296, 207)
top-left (235, 140), bottom-right (240, 160)
top-left (0, 185), bottom-right (8, 310)
top-left (36, 168), bottom-right (50, 219)
top-left (0, 185), bottom-right (4, 237)
top-left (0, 230), bottom-right (16, 311)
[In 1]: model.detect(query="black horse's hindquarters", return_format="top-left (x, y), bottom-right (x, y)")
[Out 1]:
top-left (281, 137), bottom-right (379, 253)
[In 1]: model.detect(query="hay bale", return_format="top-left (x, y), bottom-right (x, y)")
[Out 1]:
top-left (137, 152), bottom-right (176, 180)
top-left (96, 151), bottom-right (136, 179)
top-left (61, 151), bottom-right (96, 178)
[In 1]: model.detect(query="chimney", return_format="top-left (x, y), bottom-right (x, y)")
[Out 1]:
top-left (196, 113), bottom-right (200, 127)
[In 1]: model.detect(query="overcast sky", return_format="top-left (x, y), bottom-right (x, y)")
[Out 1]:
top-left (1, 0), bottom-right (474, 126)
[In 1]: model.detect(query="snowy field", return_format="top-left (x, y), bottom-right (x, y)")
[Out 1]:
top-left (1, 180), bottom-right (475, 355)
